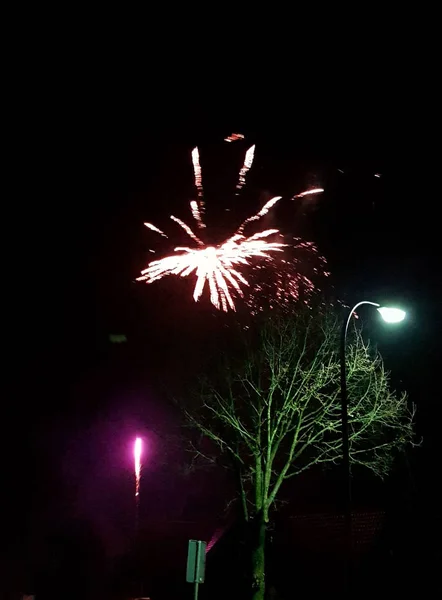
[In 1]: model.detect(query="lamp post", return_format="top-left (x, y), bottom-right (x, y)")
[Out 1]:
top-left (340, 301), bottom-right (406, 590)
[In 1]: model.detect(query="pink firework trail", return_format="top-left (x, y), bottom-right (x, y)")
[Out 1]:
top-left (138, 146), bottom-right (327, 312)
top-left (134, 437), bottom-right (142, 498)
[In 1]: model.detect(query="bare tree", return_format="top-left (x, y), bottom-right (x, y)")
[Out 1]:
top-left (186, 308), bottom-right (415, 600)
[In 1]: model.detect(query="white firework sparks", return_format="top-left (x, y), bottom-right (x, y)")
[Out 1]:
top-left (138, 146), bottom-right (327, 312)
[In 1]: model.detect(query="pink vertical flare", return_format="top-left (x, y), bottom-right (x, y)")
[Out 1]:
top-left (134, 437), bottom-right (142, 498)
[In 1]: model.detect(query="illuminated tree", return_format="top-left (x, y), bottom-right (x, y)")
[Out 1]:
top-left (186, 307), bottom-right (415, 600)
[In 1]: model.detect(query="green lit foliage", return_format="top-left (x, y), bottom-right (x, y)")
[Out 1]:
top-left (186, 307), bottom-right (415, 599)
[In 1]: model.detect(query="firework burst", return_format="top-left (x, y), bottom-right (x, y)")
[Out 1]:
top-left (137, 146), bottom-right (327, 312)
top-left (245, 238), bottom-right (329, 314)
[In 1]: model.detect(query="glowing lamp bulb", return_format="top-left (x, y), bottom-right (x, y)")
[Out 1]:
top-left (377, 307), bottom-right (406, 323)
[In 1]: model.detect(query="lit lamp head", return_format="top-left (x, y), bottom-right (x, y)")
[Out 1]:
top-left (377, 306), bottom-right (406, 323)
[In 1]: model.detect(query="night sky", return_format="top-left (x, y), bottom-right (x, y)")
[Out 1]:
top-left (4, 100), bottom-right (441, 593)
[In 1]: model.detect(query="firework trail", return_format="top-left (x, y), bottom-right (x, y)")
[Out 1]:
top-left (235, 195), bottom-right (281, 234)
top-left (134, 437), bottom-right (142, 499)
top-left (190, 200), bottom-right (204, 230)
top-left (133, 436), bottom-right (142, 537)
top-left (170, 215), bottom-right (204, 246)
top-left (138, 146), bottom-right (327, 312)
top-left (191, 147), bottom-right (205, 227)
top-left (143, 222), bottom-right (168, 237)
top-left (291, 187), bottom-right (324, 199)
top-left (236, 144), bottom-right (255, 193)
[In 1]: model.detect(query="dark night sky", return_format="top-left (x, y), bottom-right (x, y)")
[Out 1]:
top-left (3, 97), bottom-right (441, 589)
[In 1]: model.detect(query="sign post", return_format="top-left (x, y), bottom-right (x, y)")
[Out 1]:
top-left (186, 539), bottom-right (206, 600)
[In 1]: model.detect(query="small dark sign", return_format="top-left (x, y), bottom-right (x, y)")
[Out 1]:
top-left (186, 539), bottom-right (206, 584)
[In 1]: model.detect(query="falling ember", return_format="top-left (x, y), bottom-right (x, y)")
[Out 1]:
top-left (134, 437), bottom-right (142, 498)
top-left (236, 145), bottom-right (255, 193)
top-left (291, 188), bottom-right (324, 199)
top-left (245, 238), bottom-right (329, 315)
top-left (224, 132), bottom-right (244, 142)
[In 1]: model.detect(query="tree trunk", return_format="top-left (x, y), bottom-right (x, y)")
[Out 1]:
top-left (251, 512), bottom-right (266, 600)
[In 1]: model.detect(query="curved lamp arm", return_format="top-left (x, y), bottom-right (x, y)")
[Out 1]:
top-left (342, 301), bottom-right (380, 345)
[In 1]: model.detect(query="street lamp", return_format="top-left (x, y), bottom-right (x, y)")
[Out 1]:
top-left (340, 301), bottom-right (406, 588)
top-left (377, 306), bottom-right (406, 323)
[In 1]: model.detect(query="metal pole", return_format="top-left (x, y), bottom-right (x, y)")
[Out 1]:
top-left (135, 492), bottom-right (140, 538)
top-left (193, 540), bottom-right (202, 600)
top-left (340, 310), bottom-right (352, 591)
top-left (340, 301), bottom-right (380, 592)
top-left (135, 479), bottom-right (141, 596)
